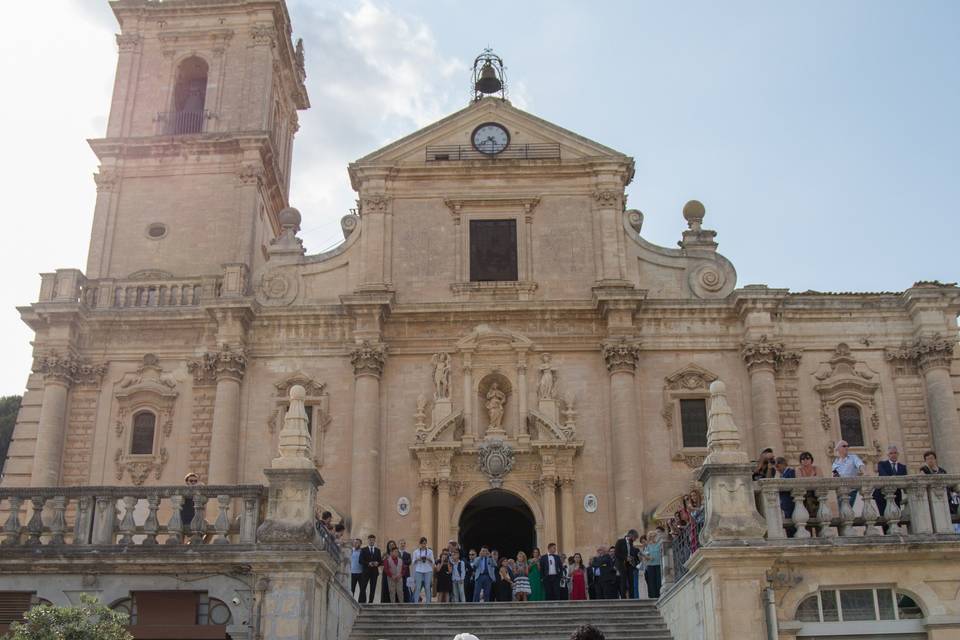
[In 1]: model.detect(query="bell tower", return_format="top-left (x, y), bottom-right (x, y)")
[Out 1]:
top-left (85, 0), bottom-right (309, 280)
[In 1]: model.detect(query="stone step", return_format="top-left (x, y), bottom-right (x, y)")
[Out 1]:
top-left (348, 600), bottom-right (673, 640)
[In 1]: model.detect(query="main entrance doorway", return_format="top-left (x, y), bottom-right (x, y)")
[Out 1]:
top-left (458, 490), bottom-right (536, 559)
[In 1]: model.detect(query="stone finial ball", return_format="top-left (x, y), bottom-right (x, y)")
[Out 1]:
top-left (709, 380), bottom-right (726, 395)
top-left (278, 207), bottom-right (302, 228)
top-left (682, 200), bottom-right (706, 223)
top-left (289, 384), bottom-right (306, 400)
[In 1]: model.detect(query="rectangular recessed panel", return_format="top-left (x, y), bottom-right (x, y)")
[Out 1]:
top-left (470, 219), bottom-right (517, 282)
top-left (680, 398), bottom-right (708, 448)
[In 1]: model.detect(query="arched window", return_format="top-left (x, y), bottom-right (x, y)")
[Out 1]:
top-left (130, 411), bottom-right (156, 455)
top-left (838, 403), bottom-right (865, 447)
top-left (169, 57), bottom-right (208, 134)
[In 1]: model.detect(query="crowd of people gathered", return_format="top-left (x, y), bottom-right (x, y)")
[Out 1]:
top-left (342, 531), bottom-right (670, 605)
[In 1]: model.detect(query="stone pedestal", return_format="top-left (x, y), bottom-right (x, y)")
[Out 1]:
top-left (432, 399), bottom-right (452, 425)
top-left (538, 398), bottom-right (559, 424)
top-left (695, 463), bottom-right (765, 545)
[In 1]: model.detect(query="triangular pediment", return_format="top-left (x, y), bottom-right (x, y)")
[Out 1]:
top-left (351, 97), bottom-right (630, 168)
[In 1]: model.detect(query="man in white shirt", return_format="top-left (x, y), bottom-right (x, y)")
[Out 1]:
top-left (832, 440), bottom-right (865, 507)
top-left (412, 536), bottom-right (435, 603)
top-left (539, 542), bottom-right (563, 600)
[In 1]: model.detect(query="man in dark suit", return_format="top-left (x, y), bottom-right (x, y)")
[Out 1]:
top-left (589, 546), bottom-right (618, 599)
top-left (614, 530), bottom-right (639, 599)
top-left (875, 444), bottom-right (907, 518)
top-left (774, 457), bottom-right (798, 537)
top-left (358, 534), bottom-right (382, 603)
top-left (539, 543), bottom-right (564, 600)
top-left (398, 539), bottom-right (413, 602)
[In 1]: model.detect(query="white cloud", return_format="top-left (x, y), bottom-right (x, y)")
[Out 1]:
top-left (287, 0), bottom-right (464, 251)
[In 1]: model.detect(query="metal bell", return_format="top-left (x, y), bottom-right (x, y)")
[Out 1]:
top-left (475, 62), bottom-right (502, 94)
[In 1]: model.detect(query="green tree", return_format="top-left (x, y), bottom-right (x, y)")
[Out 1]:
top-left (0, 395), bottom-right (21, 471)
top-left (3, 594), bottom-right (132, 640)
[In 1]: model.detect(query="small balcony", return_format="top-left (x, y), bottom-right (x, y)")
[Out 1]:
top-left (156, 110), bottom-right (211, 135)
top-left (425, 143), bottom-right (561, 161)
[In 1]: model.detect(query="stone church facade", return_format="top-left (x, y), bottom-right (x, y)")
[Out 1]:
top-left (3, 3), bottom-right (960, 637)
top-left (5, 0), bottom-right (960, 556)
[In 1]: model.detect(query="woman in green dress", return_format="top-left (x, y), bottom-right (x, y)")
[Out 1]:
top-left (528, 547), bottom-right (544, 601)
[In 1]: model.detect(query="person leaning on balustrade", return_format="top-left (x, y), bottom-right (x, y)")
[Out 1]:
top-left (874, 444), bottom-right (907, 519)
top-left (920, 451), bottom-right (960, 531)
top-left (797, 452), bottom-right (821, 535)
top-left (752, 448), bottom-right (776, 481)
top-left (831, 440), bottom-right (864, 508)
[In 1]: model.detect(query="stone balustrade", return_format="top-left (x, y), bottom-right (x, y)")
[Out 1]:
top-left (36, 268), bottom-right (223, 309)
top-left (0, 485), bottom-right (264, 547)
top-left (756, 474), bottom-right (960, 540)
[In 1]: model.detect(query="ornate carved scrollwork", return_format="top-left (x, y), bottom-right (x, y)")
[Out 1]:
top-left (601, 339), bottom-right (641, 373)
top-left (188, 345), bottom-right (247, 385)
top-left (885, 334), bottom-right (955, 374)
top-left (478, 440), bottom-right (515, 488)
top-left (34, 353), bottom-right (107, 387)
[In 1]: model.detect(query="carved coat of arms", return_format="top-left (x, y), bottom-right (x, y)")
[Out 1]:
top-left (478, 440), bottom-right (515, 488)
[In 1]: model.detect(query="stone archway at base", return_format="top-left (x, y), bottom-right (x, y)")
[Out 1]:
top-left (458, 490), bottom-right (536, 559)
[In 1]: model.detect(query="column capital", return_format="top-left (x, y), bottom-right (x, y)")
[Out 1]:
top-left (188, 344), bottom-right (247, 384)
top-left (741, 335), bottom-right (785, 373)
top-left (886, 334), bottom-right (955, 373)
top-left (33, 353), bottom-right (107, 387)
top-left (601, 339), bottom-right (641, 374)
top-left (350, 341), bottom-right (387, 378)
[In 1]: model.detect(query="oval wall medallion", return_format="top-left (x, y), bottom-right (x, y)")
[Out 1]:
top-left (583, 494), bottom-right (598, 513)
top-left (397, 496), bottom-right (411, 516)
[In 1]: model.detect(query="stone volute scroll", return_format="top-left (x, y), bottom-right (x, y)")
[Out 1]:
top-left (257, 385), bottom-right (324, 544)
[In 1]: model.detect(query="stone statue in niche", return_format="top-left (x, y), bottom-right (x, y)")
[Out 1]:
top-left (432, 352), bottom-right (451, 400)
top-left (486, 382), bottom-right (506, 431)
top-left (537, 353), bottom-right (557, 400)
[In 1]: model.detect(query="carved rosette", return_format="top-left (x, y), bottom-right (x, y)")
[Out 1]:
top-left (34, 353), bottom-right (106, 388)
top-left (350, 341), bottom-right (387, 378)
top-left (478, 440), bottom-right (515, 488)
top-left (741, 336), bottom-right (785, 373)
top-left (601, 340), bottom-right (641, 374)
top-left (886, 335), bottom-right (955, 374)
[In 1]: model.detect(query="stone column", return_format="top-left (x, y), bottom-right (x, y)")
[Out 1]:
top-left (207, 348), bottom-right (247, 485)
top-left (559, 477), bottom-right (576, 552)
top-left (349, 341), bottom-right (386, 539)
top-left (602, 340), bottom-right (643, 535)
top-left (516, 353), bottom-right (528, 440)
top-left (541, 476), bottom-right (559, 547)
top-left (31, 356), bottom-right (74, 486)
top-left (741, 337), bottom-right (784, 455)
top-left (419, 479), bottom-right (435, 543)
top-left (436, 479), bottom-right (451, 548)
top-left (461, 353), bottom-right (474, 444)
top-left (915, 337), bottom-right (960, 470)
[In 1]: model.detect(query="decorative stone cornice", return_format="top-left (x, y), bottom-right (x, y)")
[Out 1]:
top-left (885, 334), bottom-right (956, 373)
top-left (601, 339), bottom-right (641, 374)
top-left (350, 341), bottom-right (387, 378)
top-left (741, 335), bottom-right (793, 373)
top-left (360, 195), bottom-right (390, 214)
top-left (188, 345), bottom-right (247, 385)
top-left (34, 353), bottom-right (106, 387)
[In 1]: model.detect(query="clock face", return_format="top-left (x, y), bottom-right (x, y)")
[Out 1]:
top-left (471, 122), bottom-right (510, 155)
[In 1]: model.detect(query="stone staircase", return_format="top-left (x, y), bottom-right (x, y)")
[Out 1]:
top-left (348, 600), bottom-right (673, 640)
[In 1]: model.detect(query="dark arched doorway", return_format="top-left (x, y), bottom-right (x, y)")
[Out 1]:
top-left (458, 490), bottom-right (536, 560)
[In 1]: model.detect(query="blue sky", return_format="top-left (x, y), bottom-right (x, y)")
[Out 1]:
top-left (0, 0), bottom-right (957, 394)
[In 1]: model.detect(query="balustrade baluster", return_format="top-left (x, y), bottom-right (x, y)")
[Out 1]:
top-left (92, 495), bottom-right (116, 544)
top-left (74, 495), bottom-right (94, 544)
top-left (928, 481), bottom-right (954, 534)
top-left (49, 496), bottom-right (67, 545)
top-left (905, 482), bottom-right (932, 534)
top-left (815, 488), bottom-right (836, 537)
top-left (838, 490), bottom-right (856, 537)
top-left (791, 490), bottom-right (811, 539)
top-left (3, 496), bottom-right (23, 545)
top-left (761, 487), bottom-right (786, 539)
top-left (165, 494), bottom-right (184, 545)
top-left (213, 495), bottom-right (231, 544)
top-left (882, 487), bottom-right (904, 535)
top-left (143, 494), bottom-right (160, 545)
top-left (240, 496), bottom-right (258, 544)
top-left (117, 496), bottom-right (137, 545)
top-left (26, 496), bottom-right (46, 545)
top-left (861, 484), bottom-right (883, 536)
top-left (190, 492), bottom-right (208, 545)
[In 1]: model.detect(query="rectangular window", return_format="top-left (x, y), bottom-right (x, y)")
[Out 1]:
top-left (680, 399), bottom-right (708, 448)
top-left (469, 219), bottom-right (518, 282)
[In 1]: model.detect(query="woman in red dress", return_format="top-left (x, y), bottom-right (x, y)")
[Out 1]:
top-left (569, 553), bottom-right (588, 600)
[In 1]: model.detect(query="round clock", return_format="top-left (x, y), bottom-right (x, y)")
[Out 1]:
top-left (471, 122), bottom-right (510, 155)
